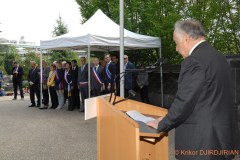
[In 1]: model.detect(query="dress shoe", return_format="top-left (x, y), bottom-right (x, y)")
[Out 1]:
top-left (39, 106), bottom-right (47, 110)
top-left (28, 105), bottom-right (35, 107)
top-left (79, 109), bottom-right (84, 112)
top-left (12, 98), bottom-right (17, 100)
top-left (55, 106), bottom-right (62, 110)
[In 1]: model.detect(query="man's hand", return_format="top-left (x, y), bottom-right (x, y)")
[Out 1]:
top-left (107, 84), bottom-right (111, 91)
top-left (102, 84), bottom-right (105, 91)
top-left (146, 117), bottom-right (164, 129)
top-left (29, 81), bottom-right (34, 86)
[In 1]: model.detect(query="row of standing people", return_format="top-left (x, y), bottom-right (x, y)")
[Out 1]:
top-left (11, 53), bottom-right (150, 111)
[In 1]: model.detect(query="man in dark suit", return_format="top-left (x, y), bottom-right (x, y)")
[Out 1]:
top-left (78, 57), bottom-right (88, 112)
top-left (124, 54), bottom-right (136, 98)
top-left (71, 60), bottom-right (80, 109)
top-left (112, 55), bottom-right (120, 96)
top-left (91, 57), bottom-right (104, 97)
top-left (147, 19), bottom-right (240, 160)
top-left (28, 61), bottom-right (40, 107)
top-left (39, 60), bottom-right (50, 109)
top-left (12, 61), bottom-right (24, 100)
top-left (104, 53), bottom-right (116, 94)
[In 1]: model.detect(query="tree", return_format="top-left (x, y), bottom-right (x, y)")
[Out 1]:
top-left (50, 15), bottom-right (77, 62)
top-left (19, 52), bottom-right (40, 80)
top-left (75, 0), bottom-right (240, 64)
top-left (52, 15), bottom-right (69, 37)
top-left (2, 45), bottom-right (20, 75)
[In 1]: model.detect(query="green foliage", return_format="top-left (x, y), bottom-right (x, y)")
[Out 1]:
top-left (52, 15), bottom-right (69, 37)
top-left (3, 46), bottom-right (20, 75)
top-left (50, 15), bottom-right (78, 63)
top-left (48, 50), bottom-right (79, 62)
top-left (19, 52), bottom-right (40, 80)
top-left (75, 0), bottom-right (240, 64)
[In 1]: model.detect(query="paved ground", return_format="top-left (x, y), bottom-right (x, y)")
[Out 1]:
top-left (0, 96), bottom-right (239, 160)
top-left (0, 96), bottom-right (96, 160)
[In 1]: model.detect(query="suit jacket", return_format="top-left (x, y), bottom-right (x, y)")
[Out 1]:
top-left (28, 67), bottom-right (40, 85)
top-left (12, 66), bottom-right (23, 83)
top-left (104, 61), bottom-right (116, 85)
top-left (72, 65), bottom-right (79, 86)
top-left (157, 41), bottom-right (240, 160)
top-left (63, 69), bottom-right (73, 90)
top-left (55, 69), bottom-right (64, 90)
top-left (124, 61), bottom-right (136, 90)
top-left (78, 64), bottom-right (88, 87)
top-left (90, 65), bottom-right (104, 90)
top-left (42, 67), bottom-right (50, 85)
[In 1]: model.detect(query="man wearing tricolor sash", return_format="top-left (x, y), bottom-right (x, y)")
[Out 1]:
top-left (103, 53), bottom-right (116, 94)
top-left (78, 57), bottom-right (89, 112)
top-left (64, 62), bottom-right (74, 111)
top-left (90, 58), bottom-right (104, 97)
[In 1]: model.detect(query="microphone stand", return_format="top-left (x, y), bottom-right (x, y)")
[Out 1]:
top-left (109, 58), bottom-right (166, 105)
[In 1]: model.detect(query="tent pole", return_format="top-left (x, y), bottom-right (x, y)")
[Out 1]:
top-left (40, 49), bottom-right (43, 107)
top-left (159, 45), bottom-right (164, 107)
top-left (120, 0), bottom-right (124, 98)
top-left (88, 45), bottom-right (91, 98)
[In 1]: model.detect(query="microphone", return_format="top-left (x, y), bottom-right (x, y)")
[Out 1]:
top-left (146, 58), bottom-right (167, 69)
top-left (113, 89), bottom-right (136, 105)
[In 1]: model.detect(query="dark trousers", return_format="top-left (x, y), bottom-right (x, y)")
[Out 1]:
top-left (140, 85), bottom-right (150, 104)
top-left (42, 89), bottom-right (49, 106)
top-left (104, 83), bottom-right (113, 94)
top-left (49, 86), bottom-right (58, 108)
top-left (67, 90), bottom-right (74, 111)
top-left (64, 89), bottom-right (67, 104)
top-left (124, 88), bottom-right (130, 98)
top-left (30, 84), bottom-right (40, 106)
top-left (92, 88), bottom-right (101, 97)
top-left (72, 86), bottom-right (80, 109)
top-left (13, 81), bottom-right (24, 98)
top-left (80, 85), bottom-right (89, 111)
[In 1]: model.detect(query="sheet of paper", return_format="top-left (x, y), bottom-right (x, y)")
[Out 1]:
top-left (126, 110), bottom-right (155, 123)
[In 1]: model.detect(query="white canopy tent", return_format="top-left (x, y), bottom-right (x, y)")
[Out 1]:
top-left (40, 9), bottom-right (163, 106)
top-left (40, 9), bottom-right (161, 51)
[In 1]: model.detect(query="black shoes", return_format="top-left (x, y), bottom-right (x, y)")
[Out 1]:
top-left (12, 97), bottom-right (24, 100)
top-left (28, 105), bottom-right (35, 107)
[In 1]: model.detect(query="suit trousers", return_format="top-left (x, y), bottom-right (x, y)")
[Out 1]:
top-left (29, 84), bottom-right (40, 106)
top-left (67, 89), bottom-right (74, 111)
top-left (42, 89), bottom-right (49, 106)
top-left (92, 88), bottom-right (101, 97)
top-left (140, 85), bottom-right (150, 104)
top-left (13, 81), bottom-right (24, 98)
top-left (80, 85), bottom-right (89, 111)
top-left (49, 86), bottom-right (58, 108)
top-left (72, 86), bottom-right (80, 109)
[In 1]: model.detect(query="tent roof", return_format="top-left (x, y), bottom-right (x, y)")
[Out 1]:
top-left (40, 9), bottom-right (161, 51)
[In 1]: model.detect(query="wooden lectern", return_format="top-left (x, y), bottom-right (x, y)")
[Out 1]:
top-left (96, 96), bottom-right (168, 160)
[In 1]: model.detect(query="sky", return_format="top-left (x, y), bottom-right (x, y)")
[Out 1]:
top-left (0, 0), bottom-right (82, 45)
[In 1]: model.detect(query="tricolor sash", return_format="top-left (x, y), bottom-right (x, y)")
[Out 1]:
top-left (105, 64), bottom-right (111, 79)
top-left (64, 70), bottom-right (72, 96)
top-left (93, 67), bottom-right (102, 84)
top-left (80, 82), bottom-right (88, 86)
